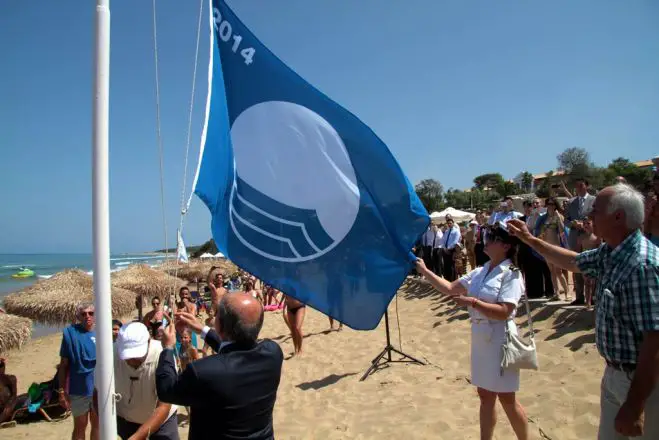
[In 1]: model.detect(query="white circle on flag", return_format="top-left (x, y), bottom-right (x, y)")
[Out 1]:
top-left (229, 101), bottom-right (361, 262)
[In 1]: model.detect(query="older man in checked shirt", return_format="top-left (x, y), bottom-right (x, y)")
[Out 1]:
top-left (508, 183), bottom-right (659, 439)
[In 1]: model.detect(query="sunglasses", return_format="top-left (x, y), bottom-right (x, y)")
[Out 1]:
top-left (80, 311), bottom-right (94, 317)
top-left (152, 302), bottom-right (160, 306)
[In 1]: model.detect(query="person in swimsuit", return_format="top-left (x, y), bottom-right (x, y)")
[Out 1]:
top-left (283, 295), bottom-right (306, 356)
top-left (577, 218), bottom-right (602, 310)
top-left (537, 197), bottom-right (570, 301)
top-left (176, 287), bottom-right (197, 317)
top-left (177, 329), bottom-right (200, 371)
top-left (244, 280), bottom-right (263, 305)
top-left (206, 269), bottom-right (227, 311)
top-left (328, 316), bottom-right (343, 331)
top-left (143, 296), bottom-right (168, 338)
top-left (0, 358), bottom-right (18, 424)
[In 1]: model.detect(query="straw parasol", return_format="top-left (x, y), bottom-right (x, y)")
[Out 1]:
top-left (159, 259), bottom-right (237, 283)
top-left (112, 264), bottom-right (184, 300)
top-left (112, 264), bottom-right (185, 321)
top-left (0, 312), bottom-right (32, 354)
top-left (2, 269), bottom-right (135, 326)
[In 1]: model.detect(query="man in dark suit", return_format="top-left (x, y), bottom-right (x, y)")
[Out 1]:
top-left (156, 292), bottom-right (283, 439)
top-left (564, 178), bottom-right (595, 305)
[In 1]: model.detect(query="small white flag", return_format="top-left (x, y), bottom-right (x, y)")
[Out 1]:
top-left (177, 229), bottom-right (189, 263)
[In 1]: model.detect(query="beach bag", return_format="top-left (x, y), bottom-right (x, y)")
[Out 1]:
top-left (497, 270), bottom-right (538, 374)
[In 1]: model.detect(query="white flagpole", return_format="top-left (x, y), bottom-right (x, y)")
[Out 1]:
top-left (92, 1), bottom-right (117, 439)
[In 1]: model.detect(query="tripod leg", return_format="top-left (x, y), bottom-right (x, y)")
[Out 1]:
top-left (360, 348), bottom-right (389, 381)
top-left (390, 347), bottom-right (425, 365)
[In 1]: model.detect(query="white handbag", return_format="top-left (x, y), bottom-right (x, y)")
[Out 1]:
top-left (498, 270), bottom-right (539, 374)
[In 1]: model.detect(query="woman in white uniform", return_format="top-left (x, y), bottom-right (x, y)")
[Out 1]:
top-left (416, 222), bottom-right (529, 440)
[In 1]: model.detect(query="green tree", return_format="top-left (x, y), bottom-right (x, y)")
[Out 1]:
top-left (515, 171), bottom-right (534, 192)
top-left (473, 173), bottom-right (505, 191)
top-left (557, 147), bottom-right (592, 175)
top-left (497, 180), bottom-right (523, 197)
top-left (444, 188), bottom-right (471, 209)
top-left (414, 179), bottom-right (444, 212)
top-left (191, 239), bottom-right (218, 258)
top-left (607, 157), bottom-right (653, 189)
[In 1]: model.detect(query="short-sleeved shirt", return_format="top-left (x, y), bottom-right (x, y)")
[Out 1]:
top-left (576, 230), bottom-right (659, 364)
top-left (60, 324), bottom-right (96, 397)
top-left (114, 340), bottom-right (178, 424)
top-left (459, 259), bottom-right (524, 321)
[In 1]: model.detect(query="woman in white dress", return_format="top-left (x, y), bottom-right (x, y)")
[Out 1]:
top-left (416, 222), bottom-right (529, 440)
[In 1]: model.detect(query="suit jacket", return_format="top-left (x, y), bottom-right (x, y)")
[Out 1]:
top-left (565, 193), bottom-right (595, 249)
top-left (156, 330), bottom-right (284, 440)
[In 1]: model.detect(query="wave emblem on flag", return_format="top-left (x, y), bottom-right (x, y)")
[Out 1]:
top-left (229, 101), bottom-right (360, 262)
top-left (192, 0), bottom-right (429, 330)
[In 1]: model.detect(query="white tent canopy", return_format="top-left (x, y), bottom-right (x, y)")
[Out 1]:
top-left (431, 207), bottom-right (475, 223)
top-left (199, 253), bottom-right (215, 259)
top-left (214, 252), bottom-right (225, 258)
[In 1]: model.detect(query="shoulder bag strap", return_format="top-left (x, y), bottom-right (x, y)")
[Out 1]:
top-left (496, 268), bottom-right (535, 340)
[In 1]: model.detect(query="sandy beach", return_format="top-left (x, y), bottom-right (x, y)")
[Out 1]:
top-left (2, 278), bottom-right (602, 439)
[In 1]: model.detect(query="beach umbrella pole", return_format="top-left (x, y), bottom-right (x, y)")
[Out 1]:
top-left (92, 0), bottom-right (117, 439)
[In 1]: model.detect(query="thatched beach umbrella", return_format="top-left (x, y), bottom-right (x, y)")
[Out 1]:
top-left (112, 264), bottom-right (184, 319)
top-left (112, 264), bottom-right (184, 300)
top-left (0, 313), bottom-right (32, 355)
top-left (2, 269), bottom-right (134, 326)
top-left (159, 259), bottom-right (237, 283)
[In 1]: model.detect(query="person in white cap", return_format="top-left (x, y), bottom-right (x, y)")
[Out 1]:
top-left (97, 322), bottom-right (179, 440)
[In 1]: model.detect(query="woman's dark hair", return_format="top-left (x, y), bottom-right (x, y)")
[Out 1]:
top-left (112, 319), bottom-right (123, 327)
top-left (544, 196), bottom-right (563, 214)
top-left (487, 223), bottom-right (520, 268)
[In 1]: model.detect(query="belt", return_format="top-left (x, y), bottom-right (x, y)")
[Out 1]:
top-left (606, 360), bottom-right (636, 374)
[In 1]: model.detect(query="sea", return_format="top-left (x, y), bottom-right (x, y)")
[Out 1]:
top-left (0, 253), bottom-right (168, 338)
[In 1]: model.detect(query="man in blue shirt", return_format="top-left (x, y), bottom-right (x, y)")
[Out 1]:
top-left (57, 302), bottom-right (98, 440)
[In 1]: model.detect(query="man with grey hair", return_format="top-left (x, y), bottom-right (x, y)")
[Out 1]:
top-left (156, 292), bottom-right (283, 439)
top-left (508, 184), bottom-right (659, 439)
top-left (58, 302), bottom-right (98, 440)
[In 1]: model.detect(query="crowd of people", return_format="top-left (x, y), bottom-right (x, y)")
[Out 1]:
top-left (29, 264), bottom-right (343, 439)
top-left (416, 180), bottom-right (659, 440)
top-left (51, 286), bottom-right (285, 439)
top-left (2, 178), bottom-right (658, 440)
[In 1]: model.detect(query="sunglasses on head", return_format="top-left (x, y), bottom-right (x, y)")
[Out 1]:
top-left (483, 223), bottom-right (513, 245)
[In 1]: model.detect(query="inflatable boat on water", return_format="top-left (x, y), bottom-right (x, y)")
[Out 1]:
top-left (11, 267), bottom-right (35, 278)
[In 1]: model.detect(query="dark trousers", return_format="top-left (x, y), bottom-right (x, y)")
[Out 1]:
top-left (117, 414), bottom-right (179, 440)
top-left (574, 272), bottom-right (585, 302)
top-left (474, 243), bottom-right (489, 267)
top-left (442, 249), bottom-right (457, 281)
top-left (422, 246), bottom-right (433, 271)
top-left (432, 248), bottom-right (443, 276)
top-left (519, 246), bottom-right (553, 298)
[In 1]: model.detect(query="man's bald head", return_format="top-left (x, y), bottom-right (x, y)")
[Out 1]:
top-left (215, 292), bottom-right (265, 345)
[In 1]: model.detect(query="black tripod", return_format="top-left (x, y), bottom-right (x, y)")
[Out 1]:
top-left (360, 310), bottom-right (425, 381)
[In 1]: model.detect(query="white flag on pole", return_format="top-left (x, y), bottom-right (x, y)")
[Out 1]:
top-left (177, 229), bottom-right (189, 263)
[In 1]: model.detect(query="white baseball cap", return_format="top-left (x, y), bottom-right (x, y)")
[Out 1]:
top-left (116, 322), bottom-right (150, 360)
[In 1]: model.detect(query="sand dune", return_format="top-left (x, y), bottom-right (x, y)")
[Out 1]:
top-left (2, 278), bottom-right (602, 439)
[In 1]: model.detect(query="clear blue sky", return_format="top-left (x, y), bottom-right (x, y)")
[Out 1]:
top-left (1, 0), bottom-right (658, 254)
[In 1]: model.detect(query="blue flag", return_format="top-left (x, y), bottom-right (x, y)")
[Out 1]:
top-left (192, 0), bottom-right (428, 330)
